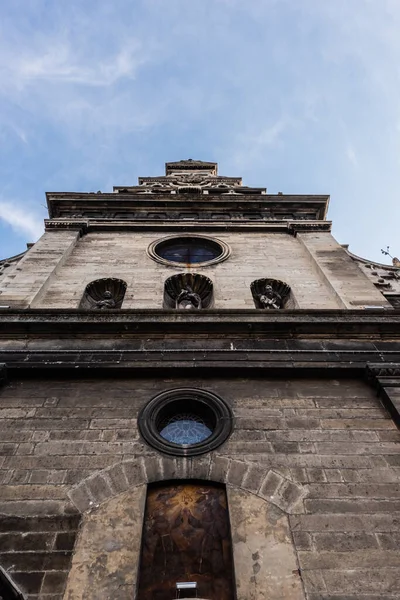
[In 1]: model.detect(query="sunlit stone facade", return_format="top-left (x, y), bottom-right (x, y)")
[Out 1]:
top-left (0, 160), bottom-right (399, 600)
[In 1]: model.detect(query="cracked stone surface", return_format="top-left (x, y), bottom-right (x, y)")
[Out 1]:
top-left (227, 487), bottom-right (305, 600)
top-left (63, 486), bottom-right (146, 600)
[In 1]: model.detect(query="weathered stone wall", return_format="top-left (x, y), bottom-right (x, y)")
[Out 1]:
top-left (0, 376), bottom-right (399, 599)
top-left (9, 230), bottom-right (383, 310)
top-left (298, 232), bottom-right (390, 308)
top-left (0, 231), bottom-right (80, 308)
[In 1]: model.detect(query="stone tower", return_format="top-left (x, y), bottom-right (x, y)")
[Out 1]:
top-left (0, 160), bottom-right (399, 600)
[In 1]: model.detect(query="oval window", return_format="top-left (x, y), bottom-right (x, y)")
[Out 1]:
top-left (147, 235), bottom-right (230, 267)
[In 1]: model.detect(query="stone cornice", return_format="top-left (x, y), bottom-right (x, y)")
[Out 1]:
top-left (44, 220), bottom-right (89, 235)
top-left (41, 219), bottom-right (331, 234)
top-left (366, 363), bottom-right (400, 379)
top-left (46, 192), bottom-right (329, 221)
top-left (0, 308), bottom-right (398, 337)
top-left (0, 363), bottom-right (7, 386)
top-left (366, 363), bottom-right (400, 427)
top-left (289, 222), bottom-right (332, 234)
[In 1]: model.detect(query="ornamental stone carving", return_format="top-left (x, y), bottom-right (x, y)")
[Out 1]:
top-left (251, 278), bottom-right (293, 309)
top-left (164, 273), bottom-right (213, 310)
top-left (79, 278), bottom-right (127, 310)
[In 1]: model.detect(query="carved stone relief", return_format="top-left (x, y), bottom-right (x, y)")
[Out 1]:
top-left (164, 273), bottom-right (213, 310)
top-left (251, 278), bottom-right (294, 309)
top-left (79, 278), bottom-right (127, 310)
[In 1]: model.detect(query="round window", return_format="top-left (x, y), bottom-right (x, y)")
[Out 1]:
top-left (138, 388), bottom-right (233, 456)
top-left (147, 235), bottom-right (230, 267)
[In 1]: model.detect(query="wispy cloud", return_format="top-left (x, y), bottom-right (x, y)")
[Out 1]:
top-left (0, 0), bottom-right (400, 261)
top-left (346, 144), bottom-right (358, 167)
top-left (0, 201), bottom-right (43, 240)
top-left (3, 41), bottom-right (146, 88)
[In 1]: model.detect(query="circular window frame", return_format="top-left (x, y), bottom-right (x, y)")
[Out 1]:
top-left (138, 388), bottom-right (233, 457)
top-left (147, 234), bottom-right (231, 268)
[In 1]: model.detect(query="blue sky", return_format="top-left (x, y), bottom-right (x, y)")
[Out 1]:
top-left (0, 0), bottom-right (399, 262)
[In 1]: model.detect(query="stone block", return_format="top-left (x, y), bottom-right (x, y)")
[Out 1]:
top-left (188, 455), bottom-right (211, 480)
top-left (323, 567), bottom-right (398, 594)
top-left (293, 531), bottom-right (312, 550)
top-left (241, 464), bottom-right (266, 493)
top-left (122, 459), bottom-right (146, 487)
top-left (161, 457), bottom-right (178, 480)
top-left (105, 463), bottom-right (129, 494)
top-left (209, 456), bottom-right (230, 483)
top-left (298, 549), bottom-right (400, 569)
top-left (55, 531), bottom-right (76, 551)
top-left (11, 572), bottom-right (44, 594)
top-left (173, 458), bottom-right (190, 479)
top-left (227, 460), bottom-right (248, 487)
top-left (41, 571), bottom-right (69, 594)
top-left (68, 484), bottom-right (93, 512)
top-left (85, 474), bottom-right (113, 504)
top-left (275, 480), bottom-right (307, 514)
top-left (259, 470), bottom-right (284, 500)
top-left (142, 456), bottom-right (163, 482)
top-left (313, 532), bottom-right (379, 551)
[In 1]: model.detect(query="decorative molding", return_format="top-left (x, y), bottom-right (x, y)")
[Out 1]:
top-left (44, 219), bottom-right (88, 235)
top-left (138, 388), bottom-right (233, 457)
top-left (366, 363), bottom-right (400, 379)
top-left (289, 222), bottom-right (332, 234)
top-left (385, 294), bottom-right (400, 309)
top-left (0, 363), bottom-right (7, 387)
top-left (147, 233), bottom-right (231, 268)
top-left (68, 455), bottom-right (308, 515)
top-left (366, 363), bottom-right (400, 428)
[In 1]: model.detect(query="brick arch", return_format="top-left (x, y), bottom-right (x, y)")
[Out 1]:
top-left (68, 454), bottom-right (308, 515)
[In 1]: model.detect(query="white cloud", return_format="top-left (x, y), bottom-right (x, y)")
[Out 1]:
top-left (346, 144), bottom-right (358, 167)
top-left (0, 201), bottom-right (43, 240)
top-left (1, 40), bottom-right (146, 88)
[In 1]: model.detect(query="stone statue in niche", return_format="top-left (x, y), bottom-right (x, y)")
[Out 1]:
top-left (250, 278), bottom-right (292, 310)
top-left (175, 285), bottom-right (202, 310)
top-left (95, 291), bottom-right (117, 310)
top-left (258, 283), bottom-right (283, 309)
top-left (164, 273), bottom-right (213, 310)
top-left (79, 278), bottom-right (127, 310)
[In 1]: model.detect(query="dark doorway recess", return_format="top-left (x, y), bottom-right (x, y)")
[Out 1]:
top-left (137, 482), bottom-right (236, 600)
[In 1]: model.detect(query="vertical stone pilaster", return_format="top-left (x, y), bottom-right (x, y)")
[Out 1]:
top-left (0, 229), bottom-right (83, 308)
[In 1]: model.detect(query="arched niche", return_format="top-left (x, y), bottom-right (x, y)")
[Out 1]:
top-left (65, 457), bottom-right (307, 600)
top-left (163, 273), bottom-right (214, 310)
top-left (137, 482), bottom-right (235, 600)
top-left (79, 278), bottom-right (127, 310)
top-left (250, 278), bottom-right (295, 309)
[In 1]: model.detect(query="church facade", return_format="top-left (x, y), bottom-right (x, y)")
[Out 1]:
top-left (0, 160), bottom-right (399, 600)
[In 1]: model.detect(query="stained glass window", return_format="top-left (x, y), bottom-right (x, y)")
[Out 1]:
top-left (155, 237), bottom-right (222, 265)
top-left (159, 414), bottom-right (212, 445)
